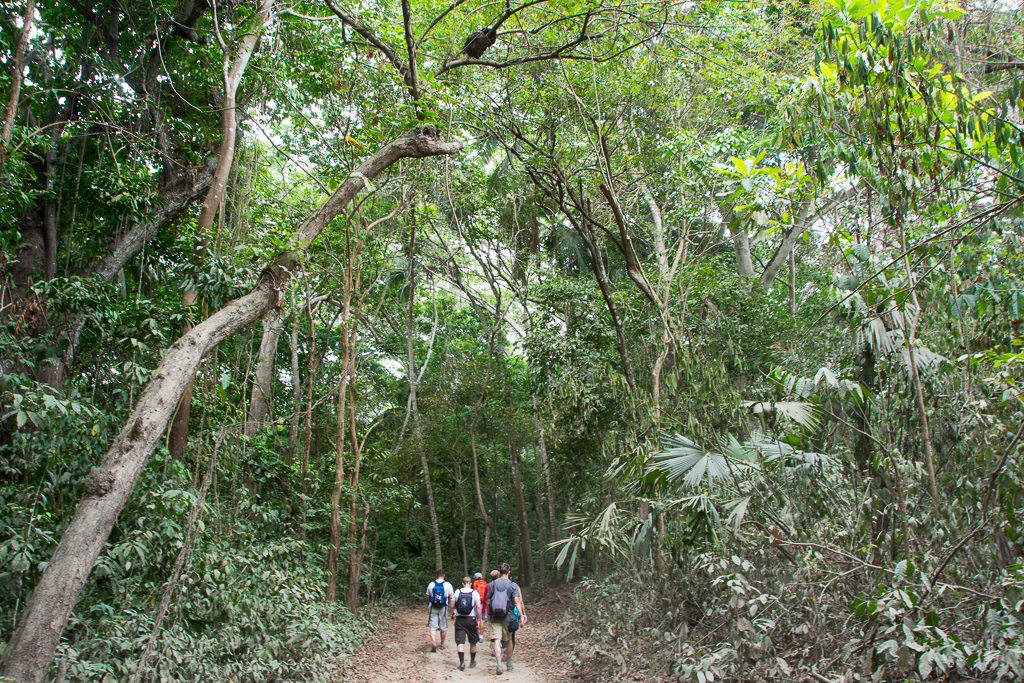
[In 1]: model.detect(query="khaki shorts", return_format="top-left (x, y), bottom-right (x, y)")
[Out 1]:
top-left (489, 619), bottom-right (512, 641)
top-left (428, 606), bottom-right (448, 631)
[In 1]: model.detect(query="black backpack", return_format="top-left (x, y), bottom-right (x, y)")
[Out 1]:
top-left (489, 582), bottom-right (510, 620)
top-left (455, 589), bottom-right (474, 616)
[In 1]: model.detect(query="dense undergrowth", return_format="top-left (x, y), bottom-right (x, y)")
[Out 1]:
top-left (559, 410), bottom-right (1024, 683)
top-left (0, 398), bottom-right (389, 682)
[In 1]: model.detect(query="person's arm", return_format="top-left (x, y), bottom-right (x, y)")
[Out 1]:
top-left (515, 595), bottom-right (527, 624)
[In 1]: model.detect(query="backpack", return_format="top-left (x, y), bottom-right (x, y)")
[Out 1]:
top-left (455, 589), bottom-right (474, 616)
top-left (429, 581), bottom-right (447, 607)
top-left (509, 605), bottom-right (521, 632)
top-left (489, 581), bottom-right (511, 619)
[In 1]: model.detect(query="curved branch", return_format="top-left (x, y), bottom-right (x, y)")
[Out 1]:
top-left (323, 0), bottom-right (409, 85)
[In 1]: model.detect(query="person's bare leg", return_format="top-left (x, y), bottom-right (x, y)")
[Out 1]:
top-left (430, 628), bottom-right (439, 651)
top-left (440, 628), bottom-right (447, 649)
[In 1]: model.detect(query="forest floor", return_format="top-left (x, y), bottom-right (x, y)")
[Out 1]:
top-left (337, 588), bottom-right (574, 683)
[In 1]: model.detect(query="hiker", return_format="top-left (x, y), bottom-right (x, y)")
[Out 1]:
top-left (501, 572), bottom-right (528, 662)
top-left (426, 570), bottom-right (454, 652)
top-left (486, 563), bottom-right (524, 675)
top-left (472, 572), bottom-right (489, 642)
top-left (452, 576), bottom-right (483, 670)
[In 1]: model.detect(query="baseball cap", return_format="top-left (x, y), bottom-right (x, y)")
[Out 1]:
top-left (473, 572), bottom-right (483, 579)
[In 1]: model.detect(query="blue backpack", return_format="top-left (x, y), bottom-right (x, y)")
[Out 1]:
top-left (429, 581), bottom-right (447, 607)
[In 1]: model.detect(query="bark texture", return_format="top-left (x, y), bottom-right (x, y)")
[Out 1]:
top-left (246, 309), bottom-right (284, 434)
top-left (0, 127), bottom-right (462, 682)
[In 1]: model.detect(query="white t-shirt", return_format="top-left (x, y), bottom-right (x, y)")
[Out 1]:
top-left (426, 580), bottom-right (454, 608)
top-left (452, 586), bottom-right (482, 618)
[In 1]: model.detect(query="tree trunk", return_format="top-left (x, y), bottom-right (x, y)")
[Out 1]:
top-left (502, 340), bottom-right (533, 586)
top-left (788, 249), bottom-right (797, 315)
top-left (167, 345), bottom-right (195, 462)
top-left (471, 420), bottom-right (492, 576)
top-left (733, 231), bottom-right (754, 277)
top-left (759, 189), bottom-right (855, 290)
top-left (0, 127), bottom-right (461, 682)
top-left (0, 0), bottom-right (36, 166)
top-left (287, 292), bottom-right (301, 467)
top-left (345, 382), bottom-right (364, 613)
top-left (299, 288), bottom-right (317, 540)
top-left (534, 444), bottom-right (547, 586)
top-left (532, 394), bottom-right (557, 541)
top-left (342, 237), bottom-right (365, 613)
top-left (246, 310), bottom-right (284, 434)
top-left (326, 375), bottom-right (347, 604)
top-left (167, 0), bottom-right (274, 460)
top-left (406, 222), bottom-right (444, 571)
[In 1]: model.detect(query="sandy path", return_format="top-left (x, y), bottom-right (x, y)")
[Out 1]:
top-left (339, 597), bottom-right (570, 683)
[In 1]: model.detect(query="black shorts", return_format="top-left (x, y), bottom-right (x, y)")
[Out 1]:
top-left (454, 616), bottom-right (479, 644)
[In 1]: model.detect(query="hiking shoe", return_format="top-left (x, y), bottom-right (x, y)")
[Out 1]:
top-left (496, 665), bottom-right (503, 675)
top-left (506, 660), bottom-right (514, 672)
top-left (469, 661), bottom-right (477, 669)
top-left (458, 663), bottom-right (465, 671)
top-left (431, 646), bottom-right (437, 653)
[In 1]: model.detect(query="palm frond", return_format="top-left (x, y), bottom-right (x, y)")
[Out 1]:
top-left (650, 434), bottom-right (747, 490)
top-left (742, 400), bottom-right (821, 430)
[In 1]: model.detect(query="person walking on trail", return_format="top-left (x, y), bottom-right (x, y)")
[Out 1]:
top-left (501, 572), bottom-right (528, 663)
top-left (486, 563), bottom-right (524, 675)
top-left (452, 576), bottom-right (483, 670)
top-left (426, 570), bottom-right (454, 652)
top-left (472, 572), bottom-right (489, 642)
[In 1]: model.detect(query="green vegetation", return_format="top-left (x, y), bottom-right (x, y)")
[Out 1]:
top-left (2, 0), bottom-right (1023, 681)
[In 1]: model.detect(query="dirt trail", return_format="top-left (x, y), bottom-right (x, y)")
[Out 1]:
top-left (339, 595), bottom-right (571, 683)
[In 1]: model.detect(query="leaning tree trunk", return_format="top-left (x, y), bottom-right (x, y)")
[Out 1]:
top-left (0, 127), bottom-right (462, 683)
